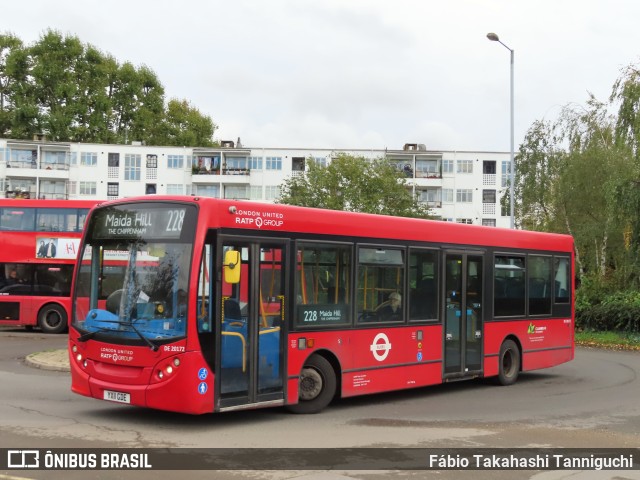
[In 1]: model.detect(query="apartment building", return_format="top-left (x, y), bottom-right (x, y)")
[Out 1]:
top-left (0, 137), bottom-right (511, 227)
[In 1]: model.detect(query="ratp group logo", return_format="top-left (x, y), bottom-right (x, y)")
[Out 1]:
top-left (8, 450), bottom-right (39, 468)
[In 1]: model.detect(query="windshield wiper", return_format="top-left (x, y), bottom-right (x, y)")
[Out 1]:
top-left (77, 319), bottom-right (159, 351)
top-left (77, 326), bottom-right (117, 342)
top-left (121, 320), bottom-right (159, 351)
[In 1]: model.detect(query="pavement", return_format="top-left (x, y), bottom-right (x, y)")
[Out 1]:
top-left (25, 349), bottom-right (70, 372)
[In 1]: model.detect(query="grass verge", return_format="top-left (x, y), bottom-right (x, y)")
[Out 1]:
top-left (575, 330), bottom-right (640, 351)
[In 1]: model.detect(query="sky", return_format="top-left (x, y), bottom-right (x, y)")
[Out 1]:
top-left (5, 0), bottom-right (640, 152)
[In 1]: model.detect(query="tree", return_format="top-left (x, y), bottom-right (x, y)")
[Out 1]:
top-left (0, 29), bottom-right (217, 146)
top-left (157, 99), bottom-right (217, 147)
top-left (512, 118), bottom-right (564, 232)
top-left (0, 33), bottom-right (23, 135)
top-left (516, 95), bottom-right (633, 286)
top-left (278, 153), bottom-right (432, 218)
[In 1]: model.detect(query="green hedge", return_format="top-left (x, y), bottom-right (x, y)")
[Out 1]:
top-left (576, 290), bottom-right (640, 332)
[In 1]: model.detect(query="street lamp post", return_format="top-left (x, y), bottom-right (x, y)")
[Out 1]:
top-left (487, 32), bottom-right (515, 229)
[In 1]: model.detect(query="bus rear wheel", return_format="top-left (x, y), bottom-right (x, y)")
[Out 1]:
top-left (38, 304), bottom-right (68, 334)
top-left (497, 339), bottom-right (520, 386)
top-left (286, 354), bottom-right (336, 414)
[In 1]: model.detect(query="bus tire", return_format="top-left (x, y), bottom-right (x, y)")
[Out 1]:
top-left (497, 339), bottom-right (520, 386)
top-left (286, 354), bottom-right (336, 414)
top-left (38, 304), bottom-right (68, 334)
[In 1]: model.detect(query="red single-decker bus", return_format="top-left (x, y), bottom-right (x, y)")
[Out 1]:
top-left (69, 196), bottom-right (574, 414)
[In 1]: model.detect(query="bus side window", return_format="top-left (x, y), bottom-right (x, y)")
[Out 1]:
top-left (294, 242), bottom-right (352, 327)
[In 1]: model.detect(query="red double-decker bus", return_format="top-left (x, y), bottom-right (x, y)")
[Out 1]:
top-left (69, 196), bottom-right (574, 414)
top-left (0, 199), bottom-right (99, 333)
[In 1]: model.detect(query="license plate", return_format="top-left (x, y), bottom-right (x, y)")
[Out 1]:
top-left (103, 390), bottom-right (130, 404)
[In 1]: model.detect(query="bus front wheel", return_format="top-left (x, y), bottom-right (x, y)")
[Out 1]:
top-left (497, 339), bottom-right (520, 386)
top-left (287, 354), bottom-right (336, 414)
top-left (38, 304), bottom-right (68, 334)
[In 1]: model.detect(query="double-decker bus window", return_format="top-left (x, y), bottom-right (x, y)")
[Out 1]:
top-left (357, 247), bottom-right (405, 323)
top-left (494, 255), bottom-right (526, 317)
top-left (554, 257), bottom-right (570, 304)
top-left (295, 242), bottom-right (352, 327)
top-left (0, 263), bottom-right (73, 296)
top-left (528, 256), bottom-right (552, 315)
top-left (409, 249), bottom-right (438, 321)
top-left (35, 207), bottom-right (90, 232)
top-left (0, 207), bottom-right (36, 231)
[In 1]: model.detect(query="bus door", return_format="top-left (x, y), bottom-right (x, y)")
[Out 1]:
top-left (443, 252), bottom-right (483, 378)
top-left (217, 239), bottom-right (286, 410)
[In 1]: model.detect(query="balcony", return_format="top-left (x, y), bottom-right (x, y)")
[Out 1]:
top-left (222, 167), bottom-right (250, 176)
top-left (483, 174), bottom-right (497, 186)
top-left (37, 191), bottom-right (69, 200)
top-left (483, 203), bottom-right (496, 215)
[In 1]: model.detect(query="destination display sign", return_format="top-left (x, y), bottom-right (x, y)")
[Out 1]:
top-left (295, 304), bottom-right (350, 327)
top-left (91, 204), bottom-right (195, 240)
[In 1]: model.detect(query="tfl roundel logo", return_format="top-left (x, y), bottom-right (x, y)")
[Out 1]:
top-left (370, 333), bottom-right (392, 361)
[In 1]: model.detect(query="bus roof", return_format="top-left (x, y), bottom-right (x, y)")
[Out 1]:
top-left (0, 199), bottom-right (100, 208)
top-left (93, 195), bottom-right (574, 253)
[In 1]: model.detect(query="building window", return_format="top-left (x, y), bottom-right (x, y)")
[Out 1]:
top-left (501, 161), bottom-right (510, 187)
top-left (224, 185), bottom-right (248, 199)
top-left (79, 182), bottom-right (96, 196)
top-left (418, 188), bottom-right (441, 207)
top-left (456, 218), bottom-right (473, 224)
top-left (167, 155), bottom-right (184, 169)
top-left (266, 157), bottom-right (282, 170)
top-left (265, 185), bottom-right (280, 201)
top-left (107, 183), bottom-right (119, 197)
top-left (313, 157), bottom-right (327, 167)
top-left (483, 161), bottom-right (496, 174)
top-left (457, 160), bottom-right (473, 174)
top-left (482, 219), bottom-right (496, 227)
top-left (224, 157), bottom-right (247, 171)
top-left (166, 184), bottom-right (184, 195)
top-left (80, 152), bottom-right (97, 166)
top-left (442, 159), bottom-right (454, 174)
top-left (456, 189), bottom-right (473, 203)
top-left (194, 185), bottom-right (219, 197)
top-left (250, 186), bottom-right (263, 200)
top-left (442, 188), bottom-right (454, 203)
top-left (483, 190), bottom-right (496, 203)
top-left (124, 154), bottom-right (141, 181)
top-left (146, 154), bottom-right (158, 168)
top-left (248, 156), bottom-right (263, 170)
top-left (42, 151), bottom-right (68, 169)
top-left (415, 157), bottom-right (441, 178)
top-left (108, 153), bottom-right (119, 167)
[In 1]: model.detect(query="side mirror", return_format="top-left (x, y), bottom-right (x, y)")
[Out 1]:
top-left (223, 250), bottom-right (241, 284)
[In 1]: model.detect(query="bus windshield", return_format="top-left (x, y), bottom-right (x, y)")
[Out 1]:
top-left (72, 202), bottom-right (197, 347)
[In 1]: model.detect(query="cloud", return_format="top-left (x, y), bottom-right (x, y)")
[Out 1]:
top-left (5, 0), bottom-right (640, 152)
